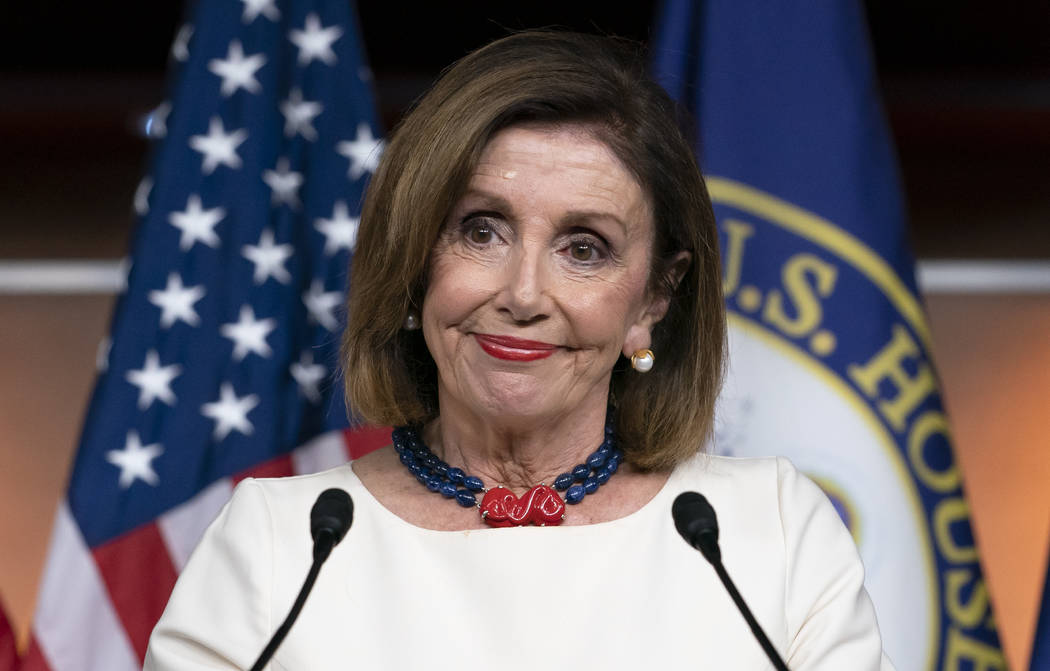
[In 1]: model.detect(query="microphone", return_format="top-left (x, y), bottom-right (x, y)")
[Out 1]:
top-left (311, 487), bottom-right (354, 563)
top-left (672, 492), bottom-right (790, 671)
top-left (249, 488), bottom-right (353, 671)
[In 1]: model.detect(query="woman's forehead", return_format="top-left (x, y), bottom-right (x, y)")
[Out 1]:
top-left (475, 123), bottom-right (626, 173)
top-left (464, 124), bottom-right (649, 221)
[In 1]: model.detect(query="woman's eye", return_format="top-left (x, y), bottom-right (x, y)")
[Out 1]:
top-left (567, 239), bottom-right (604, 262)
top-left (459, 215), bottom-right (500, 245)
top-left (468, 224), bottom-right (493, 244)
top-left (570, 242), bottom-right (595, 261)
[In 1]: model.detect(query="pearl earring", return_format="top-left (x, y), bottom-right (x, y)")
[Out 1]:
top-left (630, 348), bottom-right (654, 373)
top-left (403, 309), bottom-right (421, 330)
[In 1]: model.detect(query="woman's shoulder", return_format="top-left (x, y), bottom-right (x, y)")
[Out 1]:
top-left (672, 452), bottom-right (830, 526)
top-left (232, 460), bottom-right (362, 510)
top-left (676, 451), bottom-right (798, 488)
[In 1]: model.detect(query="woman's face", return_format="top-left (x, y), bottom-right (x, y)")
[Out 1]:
top-left (422, 124), bottom-right (668, 427)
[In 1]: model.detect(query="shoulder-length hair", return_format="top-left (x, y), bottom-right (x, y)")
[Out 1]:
top-left (342, 30), bottom-right (725, 470)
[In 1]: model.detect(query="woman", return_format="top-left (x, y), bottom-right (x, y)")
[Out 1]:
top-left (145, 31), bottom-right (893, 669)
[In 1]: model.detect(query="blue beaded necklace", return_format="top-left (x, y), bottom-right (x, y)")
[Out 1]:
top-left (391, 417), bottom-right (624, 527)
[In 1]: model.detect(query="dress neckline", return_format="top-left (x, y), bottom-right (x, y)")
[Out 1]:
top-left (346, 452), bottom-right (698, 537)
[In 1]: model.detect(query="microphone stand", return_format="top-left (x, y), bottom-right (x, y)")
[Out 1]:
top-left (248, 554), bottom-right (325, 671)
top-left (708, 554), bottom-right (789, 671)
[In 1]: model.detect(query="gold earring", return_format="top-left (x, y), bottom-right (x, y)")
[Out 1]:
top-left (403, 309), bottom-right (421, 330)
top-left (630, 348), bottom-right (654, 372)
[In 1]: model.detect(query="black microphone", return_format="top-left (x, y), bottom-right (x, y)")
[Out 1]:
top-left (672, 491), bottom-right (790, 671)
top-left (311, 487), bottom-right (354, 562)
top-left (249, 488), bottom-right (353, 671)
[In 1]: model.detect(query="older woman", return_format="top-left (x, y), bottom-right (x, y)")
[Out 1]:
top-left (145, 31), bottom-right (893, 670)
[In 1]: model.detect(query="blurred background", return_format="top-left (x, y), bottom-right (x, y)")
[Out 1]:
top-left (1, 1), bottom-right (1048, 668)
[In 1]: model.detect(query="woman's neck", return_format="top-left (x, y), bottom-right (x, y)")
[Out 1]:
top-left (425, 395), bottom-right (610, 493)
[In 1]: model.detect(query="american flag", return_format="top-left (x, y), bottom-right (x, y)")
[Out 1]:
top-left (21, 1), bottom-right (389, 669)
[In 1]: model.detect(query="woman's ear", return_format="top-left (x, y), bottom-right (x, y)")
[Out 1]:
top-left (647, 249), bottom-right (693, 324)
top-left (622, 250), bottom-right (692, 357)
top-left (662, 250), bottom-right (692, 296)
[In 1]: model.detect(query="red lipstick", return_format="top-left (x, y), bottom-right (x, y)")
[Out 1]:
top-left (474, 334), bottom-right (557, 361)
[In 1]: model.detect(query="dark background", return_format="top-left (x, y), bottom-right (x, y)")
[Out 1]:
top-left (2, 1), bottom-right (1049, 259)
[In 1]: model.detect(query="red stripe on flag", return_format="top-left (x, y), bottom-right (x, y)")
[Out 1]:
top-left (92, 524), bottom-right (179, 664)
top-left (232, 453), bottom-right (294, 485)
top-left (17, 637), bottom-right (50, 671)
top-left (0, 601), bottom-right (18, 671)
top-left (343, 425), bottom-right (390, 459)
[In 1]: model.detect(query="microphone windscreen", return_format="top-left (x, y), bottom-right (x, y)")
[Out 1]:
top-left (310, 488), bottom-right (354, 545)
top-left (672, 491), bottom-right (719, 555)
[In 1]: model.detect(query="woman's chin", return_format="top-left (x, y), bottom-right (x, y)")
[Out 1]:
top-left (452, 374), bottom-right (570, 424)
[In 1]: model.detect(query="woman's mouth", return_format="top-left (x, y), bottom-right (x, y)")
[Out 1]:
top-left (474, 334), bottom-right (558, 361)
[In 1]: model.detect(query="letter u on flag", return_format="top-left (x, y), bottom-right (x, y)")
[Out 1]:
top-left (652, 1), bottom-right (1006, 668)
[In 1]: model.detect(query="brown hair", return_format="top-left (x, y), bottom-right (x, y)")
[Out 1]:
top-left (342, 30), bottom-right (725, 470)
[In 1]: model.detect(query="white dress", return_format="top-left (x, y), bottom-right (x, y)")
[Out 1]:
top-left (144, 453), bottom-right (895, 670)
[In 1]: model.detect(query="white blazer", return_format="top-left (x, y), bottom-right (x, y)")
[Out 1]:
top-left (145, 454), bottom-right (895, 670)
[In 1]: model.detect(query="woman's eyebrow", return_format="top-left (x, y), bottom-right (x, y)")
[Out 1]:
top-left (458, 188), bottom-right (628, 234)
top-left (455, 188), bottom-right (513, 214)
top-left (561, 210), bottom-right (628, 237)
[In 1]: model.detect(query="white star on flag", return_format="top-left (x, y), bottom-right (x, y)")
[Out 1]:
top-left (303, 279), bottom-right (343, 331)
top-left (290, 351), bottom-right (327, 403)
top-left (262, 158), bottom-right (303, 209)
top-left (208, 40), bottom-right (267, 97)
top-left (280, 88), bottom-right (323, 141)
top-left (240, 0), bottom-right (279, 23)
top-left (125, 350), bottom-right (183, 410)
top-left (189, 116), bottom-right (248, 174)
top-left (134, 177), bottom-right (153, 216)
top-left (168, 194), bottom-right (225, 250)
top-left (171, 24), bottom-right (193, 62)
top-left (144, 101), bottom-right (171, 140)
top-left (314, 200), bottom-right (358, 254)
top-left (201, 382), bottom-right (260, 440)
top-left (242, 229), bottom-right (293, 284)
top-left (337, 122), bottom-right (384, 180)
top-left (220, 305), bottom-right (277, 361)
top-left (149, 273), bottom-right (206, 328)
top-left (289, 13), bottom-right (343, 66)
top-left (106, 431), bottom-right (164, 488)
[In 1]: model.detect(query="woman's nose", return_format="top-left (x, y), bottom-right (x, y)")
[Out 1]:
top-left (495, 244), bottom-right (551, 323)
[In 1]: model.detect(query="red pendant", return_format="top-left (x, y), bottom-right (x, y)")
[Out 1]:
top-left (480, 484), bottom-right (566, 527)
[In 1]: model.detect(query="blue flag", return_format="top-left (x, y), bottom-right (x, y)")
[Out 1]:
top-left (652, 1), bottom-right (1006, 668)
top-left (24, 2), bottom-right (386, 669)
top-left (1033, 552), bottom-right (1050, 670)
